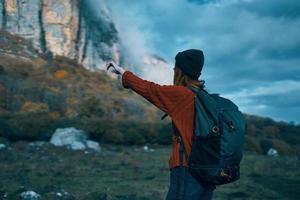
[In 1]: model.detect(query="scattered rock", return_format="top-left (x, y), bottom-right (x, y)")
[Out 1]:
top-left (0, 189), bottom-right (7, 199)
top-left (0, 143), bottom-right (6, 150)
top-left (50, 127), bottom-right (101, 152)
top-left (86, 140), bottom-right (101, 152)
top-left (69, 141), bottom-right (86, 150)
top-left (143, 145), bottom-right (154, 152)
top-left (20, 191), bottom-right (40, 200)
top-left (29, 141), bottom-right (47, 147)
top-left (56, 192), bottom-right (62, 197)
top-left (267, 148), bottom-right (279, 157)
top-left (43, 190), bottom-right (75, 200)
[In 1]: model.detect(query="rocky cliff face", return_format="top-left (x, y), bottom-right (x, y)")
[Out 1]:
top-left (0, 0), bottom-right (120, 70)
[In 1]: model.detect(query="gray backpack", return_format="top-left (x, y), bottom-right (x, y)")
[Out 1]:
top-left (173, 86), bottom-right (246, 185)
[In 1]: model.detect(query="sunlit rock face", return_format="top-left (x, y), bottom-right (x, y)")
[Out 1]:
top-left (0, 0), bottom-right (121, 70)
top-left (42, 0), bottom-right (80, 58)
top-left (1, 0), bottom-right (44, 51)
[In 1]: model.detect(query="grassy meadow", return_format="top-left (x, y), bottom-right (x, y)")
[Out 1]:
top-left (0, 141), bottom-right (299, 200)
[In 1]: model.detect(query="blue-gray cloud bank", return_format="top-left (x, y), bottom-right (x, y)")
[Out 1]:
top-left (106, 0), bottom-right (300, 124)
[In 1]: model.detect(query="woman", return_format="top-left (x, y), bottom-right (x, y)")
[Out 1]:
top-left (106, 49), bottom-right (215, 200)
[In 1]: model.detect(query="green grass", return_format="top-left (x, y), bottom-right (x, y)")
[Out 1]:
top-left (0, 142), bottom-right (299, 200)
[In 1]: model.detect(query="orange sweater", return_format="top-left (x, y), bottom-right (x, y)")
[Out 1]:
top-left (122, 70), bottom-right (196, 169)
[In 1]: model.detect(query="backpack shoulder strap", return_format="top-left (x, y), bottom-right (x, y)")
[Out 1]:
top-left (187, 85), bottom-right (219, 126)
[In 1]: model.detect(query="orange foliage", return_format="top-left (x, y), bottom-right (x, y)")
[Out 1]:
top-left (54, 70), bottom-right (68, 79)
top-left (66, 97), bottom-right (80, 106)
top-left (65, 108), bottom-right (78, 118)
top-left (49, 111), bottom-right (61, 119)
top-left (21, 101), bottom-right (49, 112)
top-left (263, 125), bottom-right (280, 138)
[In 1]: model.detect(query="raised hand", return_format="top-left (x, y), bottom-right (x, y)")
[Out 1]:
top-left (106, 61), bottom-right (125, 75)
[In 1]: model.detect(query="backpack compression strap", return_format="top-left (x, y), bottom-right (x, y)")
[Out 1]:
top-left (172, 122), bottom-right (190, 165)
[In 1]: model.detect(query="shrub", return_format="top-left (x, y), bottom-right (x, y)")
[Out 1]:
top-left (0, 65), bottom-right (5, 75)
top-left (43, 90), bottom-right (66, 113)
top-left (262, 125), bottom-right (280, 139)
top-left (78, 116), bottom-right (106, 142)
top-left (54, 69), bottom-right (69, 79)
top-left (244, 135), bottom-right (263, 153)
top-left (260, 139), bottom-right (273, 154)
top-left (79, 96), bottom-right (105, 118)
top-left (101, 128), bottom-right (125, 144)
top-left (49, 117), bottom-right (81, 131)
top-left (49, 111), bottom-right (61, 119)
top-left (79, 118), bottom-right (172, 145)
top-left (155, 122), bottom-right (172, 144)
top-left (271, 139), bottom-right (293, 155)
top-left (121, 125), bottom-right (146, 145)
top-left (0, 84), bottom-right (6, 109)
top-left (0, 118), bottom-right (21, 140)
top-left (260, 139), bottom-right (293, 155)
top-left (5, 112), bottom-right (55, 141)
top-left (21, 101), bottom-right (49, 112)
top-left (82, 118), bottom-right (147, 144)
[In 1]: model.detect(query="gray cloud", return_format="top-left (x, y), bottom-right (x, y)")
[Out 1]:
top-left (106, 0), bottom-right (300, 124)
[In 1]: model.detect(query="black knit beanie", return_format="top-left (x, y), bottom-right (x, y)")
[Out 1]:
top-left (175, 49), bottom-right (204, 80)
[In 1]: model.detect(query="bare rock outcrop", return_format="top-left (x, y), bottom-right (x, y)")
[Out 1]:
top-left (0, 0), bottom-right (121, 70)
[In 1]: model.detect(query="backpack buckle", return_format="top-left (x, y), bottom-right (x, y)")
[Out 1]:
top-left (220, 169), bottom-right (232, 180)
top-left (229, 121), bottom-right (235, 130)
top-left (211, 126), bottom-right (220, 136)
top-left (173, 135), bottom-right (182, 143)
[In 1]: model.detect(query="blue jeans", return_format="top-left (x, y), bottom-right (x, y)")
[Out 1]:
top-left (166, 166), bottom-right (214, 200)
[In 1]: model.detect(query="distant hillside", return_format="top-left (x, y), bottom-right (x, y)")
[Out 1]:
top-left (244, 114), bottom-right (300, 155)
top-left (0, 30), bottom-right (169, 144)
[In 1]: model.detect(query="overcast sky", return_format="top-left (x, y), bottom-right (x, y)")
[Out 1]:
top-left (105, 0), bottom-right (300, 124)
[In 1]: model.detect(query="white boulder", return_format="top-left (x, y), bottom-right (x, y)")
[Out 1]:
top-left (56, 192), bottom-right (63, 197)
top-left (50, 127), bottom-right (101, 152)
top-left (20, 191), bottom-right (40, 200)
top-left (50, 127), bottom-right (86, 146)
top-left (69, 141), bottom-right (86, 150)
top-left (0, 143), bottom-right (6, 150)
top-left (86, 140), bottom-right (101, 152)
top-left (143, 145), bottom-right (155, 152)
top-left (267, 148), bottom-right (279, 157)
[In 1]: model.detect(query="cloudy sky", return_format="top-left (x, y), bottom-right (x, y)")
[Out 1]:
top-left (105, 0), bottom-right (300, 124)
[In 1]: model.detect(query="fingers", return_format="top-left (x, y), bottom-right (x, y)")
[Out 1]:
top-left (106, 61), bottom-right (114, 70)
top-left (106, 60), bottom-right (124, 75)
top-left (106, 63), bottom-right (114, 71)
top-left (106, 62), bottom-right (118, 75)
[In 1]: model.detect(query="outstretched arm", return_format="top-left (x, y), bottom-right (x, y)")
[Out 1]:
top-left (106, 61), bottom-right (194, 118)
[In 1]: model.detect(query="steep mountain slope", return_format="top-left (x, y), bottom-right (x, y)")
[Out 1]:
top-left (0, 0), bottom-right (120, 70)
top-left (0, 30), bottom-right (168, 144)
